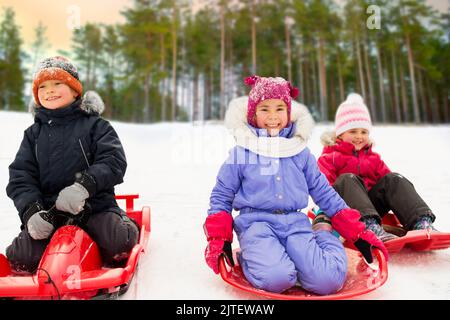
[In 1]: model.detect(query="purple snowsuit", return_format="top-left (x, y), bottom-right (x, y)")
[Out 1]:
top-left (208, 115), bottom-right (349, 295)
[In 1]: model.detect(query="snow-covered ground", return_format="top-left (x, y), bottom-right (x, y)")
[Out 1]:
top-left (1, 110), bottom-right (449, 300)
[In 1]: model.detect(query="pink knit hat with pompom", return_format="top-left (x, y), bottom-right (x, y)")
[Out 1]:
top-left (245, 75), bottom-right (299, 127)
top-left (335, 93), bottom-right (372, 136)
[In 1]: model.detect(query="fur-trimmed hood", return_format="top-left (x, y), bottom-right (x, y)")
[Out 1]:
top-left (320, 130), bottom-right (340, 147)
top-left (29, 91), bottom-right (105, 117)
top-left (224, 96), bottom-right (315, 158)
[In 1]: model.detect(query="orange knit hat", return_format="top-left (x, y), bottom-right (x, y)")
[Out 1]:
top-left (32, 56), bottom-right (83, 105)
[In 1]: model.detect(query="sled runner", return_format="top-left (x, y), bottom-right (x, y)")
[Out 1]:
top-left (307, 210), bottom-right (450, 254)
top-left (0, 194), bottom-right (150, 299)
top-left (219, 247), bottom-right (387, 300)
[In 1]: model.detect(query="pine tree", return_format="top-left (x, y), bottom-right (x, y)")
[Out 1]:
top-left (56, 0), bottom-right (449, 124)
top-left (72, 23), bottom-right (102, 90)
top-left (121, 0), bottom-right (165, 122)
top-left (0, 7), bottom-right (25, 111)
top-left (30, 22), bottom-right (49, 68)
top-left (101, 25), bottom-right (121, 119)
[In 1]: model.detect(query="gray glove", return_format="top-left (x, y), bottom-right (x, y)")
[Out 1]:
top-left (55, 182), bottom-right (89, 215)
top-left (27, 211), bottom-right (54, 240)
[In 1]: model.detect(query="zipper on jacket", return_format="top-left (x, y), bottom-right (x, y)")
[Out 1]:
top-left (34, 143), bottom-right (39, 163)
top-left (78, 139), bottom-right (91, 168)
top-left (353, 150), bottom-right (360, 175)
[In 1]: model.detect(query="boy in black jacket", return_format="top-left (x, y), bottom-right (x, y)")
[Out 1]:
top-left (5, 56), bottom-right (138, 273)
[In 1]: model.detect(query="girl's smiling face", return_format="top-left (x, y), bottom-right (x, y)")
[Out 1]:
top-left (338, 128), bottom-right (369, 150)
top-left (254, 99), bottom-right (289, 137)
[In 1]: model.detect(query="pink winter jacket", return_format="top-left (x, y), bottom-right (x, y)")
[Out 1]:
top-left (317, 132), bottom-right (391, 190)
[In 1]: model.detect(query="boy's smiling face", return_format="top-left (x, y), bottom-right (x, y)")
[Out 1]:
top-left (37, 80), bottom-right (78, 109)
top-left (254, 99), bottom-right (289, 137)
top-left (338, 128), bottom-right (369, 150)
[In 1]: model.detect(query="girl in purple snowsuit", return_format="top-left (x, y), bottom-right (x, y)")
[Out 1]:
top-left (203, 76), bottom-right (388, 295)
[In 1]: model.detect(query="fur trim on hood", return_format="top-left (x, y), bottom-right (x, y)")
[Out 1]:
top-left (320, 130), bottom-right (374, 147)
top-left (28, 91), bottom-right (105, 116)
top-left (224, 96), bottom-right (315, 158)
top-left (320, 130), bottom-right (338, 147)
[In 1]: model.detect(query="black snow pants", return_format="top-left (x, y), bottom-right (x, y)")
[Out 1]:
top-left (6, 210), bottom-right (139, 273)
top-left (332, 172), bottom-right (435, 230)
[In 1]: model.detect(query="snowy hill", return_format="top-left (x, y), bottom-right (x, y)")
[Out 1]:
top-left (0, 110), bottom-right (449, 300)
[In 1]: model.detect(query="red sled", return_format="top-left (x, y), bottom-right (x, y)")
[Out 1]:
top-left (0, 194), bottom-right (150, 299)
top-left (307, 210), bottom-right (450, 254)
top-left (219, 247), bottom-right (387, 300)
top-left (379, 213), bottom-right (450, 253)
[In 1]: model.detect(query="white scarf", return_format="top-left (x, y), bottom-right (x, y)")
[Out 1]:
top-left (224, 96), bottom-right (315, 158)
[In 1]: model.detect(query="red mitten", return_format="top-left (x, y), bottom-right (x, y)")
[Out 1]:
top-left (331, 208), bottom-right (389, 263)
top-left (203, 211), bottom-right (234, 274)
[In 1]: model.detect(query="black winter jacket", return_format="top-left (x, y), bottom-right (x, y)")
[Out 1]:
top-left (6, 91), bottom-right (127, 224)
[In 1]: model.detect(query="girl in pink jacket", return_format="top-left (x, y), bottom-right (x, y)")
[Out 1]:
top-left (317, 93), bottom-right (436, 242)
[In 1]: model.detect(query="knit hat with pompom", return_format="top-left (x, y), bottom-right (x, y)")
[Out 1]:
top-left (245, 75), bottom-right (299, 127)
top-left (335, 93), bottom-right (372, 136)
top-left (32, 56), bottom-right (83, 105)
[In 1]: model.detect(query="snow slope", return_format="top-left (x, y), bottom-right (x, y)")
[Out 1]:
top-left (0, 110), bottom-right (449, 300)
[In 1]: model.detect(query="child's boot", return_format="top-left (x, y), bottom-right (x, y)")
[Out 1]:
top-left (412, 215), bottom-right (437, 231)
top-left (363, 217), bottom-right (398, 242)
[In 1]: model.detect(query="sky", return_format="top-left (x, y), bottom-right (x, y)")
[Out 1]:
top-left (0, 0), bottom-right (448, 57)
top-left (0, 0), bottom-right (131, 55)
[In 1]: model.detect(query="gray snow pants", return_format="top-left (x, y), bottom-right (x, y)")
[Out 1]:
top-left (333, 173), bottom-right (435, 230)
